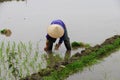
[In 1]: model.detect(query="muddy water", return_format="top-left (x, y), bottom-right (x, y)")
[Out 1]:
top-left (0, 0), bottom-right (120, 79)
top-left (67, 51), bottom-right (120, 80)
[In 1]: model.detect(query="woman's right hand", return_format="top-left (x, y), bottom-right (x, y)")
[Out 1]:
top-left (44, 47), bottom-right (48, 51)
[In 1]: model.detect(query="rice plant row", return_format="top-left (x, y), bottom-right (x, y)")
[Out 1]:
top-left (0, 41), bottom-right (45, 80)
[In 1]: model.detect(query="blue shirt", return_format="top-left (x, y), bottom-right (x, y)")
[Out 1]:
top-left (46, 19), bottom-right (68, 44)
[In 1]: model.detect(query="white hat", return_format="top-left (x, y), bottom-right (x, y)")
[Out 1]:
top-left (47, 24), bottom-right (64, 38)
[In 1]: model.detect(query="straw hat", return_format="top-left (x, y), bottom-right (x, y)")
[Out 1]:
top-left (47, 24), bottom-right (64, 38)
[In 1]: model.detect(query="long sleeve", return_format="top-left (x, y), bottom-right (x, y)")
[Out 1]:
top-left (46, 34), bottom-right (56, 42)
top-left (58, 34), bottom-right (65, 44)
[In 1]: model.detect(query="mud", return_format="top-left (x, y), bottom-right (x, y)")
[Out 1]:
top-left (0, 0), bottom-right (24, 2)
top-left (20, 35), bottom-right (120, 80)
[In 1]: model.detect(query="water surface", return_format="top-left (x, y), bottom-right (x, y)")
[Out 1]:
top-left (0, 0), bottom-right (120, 79)
top-left (0, 0), bottom-right (120, 51)
top-left (67, 51), bottom-right (120, 80)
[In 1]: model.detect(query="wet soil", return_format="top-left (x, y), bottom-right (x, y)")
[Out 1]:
top-left (0, 0), bottom-right (24, 2)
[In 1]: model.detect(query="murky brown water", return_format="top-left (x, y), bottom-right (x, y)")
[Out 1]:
top-left (0, 0), bottom-right (120, 80)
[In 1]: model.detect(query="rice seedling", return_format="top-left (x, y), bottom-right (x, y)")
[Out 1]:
top-left (28, 41), bottom-right (32, 54)
top-left (71, 41), bottom-right (91, 49)
top-left (0, 41), bottom-right (44, 80)
top-left (0, 41), bottom-right (4, 59)
top-left (6, 41), bottom-right (10, 56)
top-left (7, 48), bottom-right (19, 79)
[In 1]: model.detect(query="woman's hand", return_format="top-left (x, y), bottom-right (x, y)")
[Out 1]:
top-left (44, 47), bottom-right (48, 51)
top-left (54, 43), bottom-right (61, 50)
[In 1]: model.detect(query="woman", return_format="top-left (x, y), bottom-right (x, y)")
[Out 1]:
top-left (44, 19), bottom-right (71, 53)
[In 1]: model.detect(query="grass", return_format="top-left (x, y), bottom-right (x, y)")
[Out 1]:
top-left (43, 37), bottom-right (120, 80)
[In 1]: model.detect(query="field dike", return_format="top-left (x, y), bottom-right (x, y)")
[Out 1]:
top-left (20, 35), bottom-right (120, 80)
top-left (0, 0), bottom-right (24, 2)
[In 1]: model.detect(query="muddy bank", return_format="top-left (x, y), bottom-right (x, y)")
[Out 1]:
top-left (0, 0), bottom-right (24, 2)
top-left (20, 35), bottom-right (120, 80)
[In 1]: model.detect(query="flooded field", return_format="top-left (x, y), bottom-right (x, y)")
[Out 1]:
top-left (0, 0), bottom-right (120, 80)
top-left (67, 50), bottom-right (120, 80)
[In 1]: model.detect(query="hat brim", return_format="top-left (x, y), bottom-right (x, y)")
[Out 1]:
top-left (47, 24), bottom-right (64, 38)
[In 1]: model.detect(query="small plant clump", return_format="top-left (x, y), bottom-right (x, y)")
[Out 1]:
top-left (71, 41), bottom-right (91, 49)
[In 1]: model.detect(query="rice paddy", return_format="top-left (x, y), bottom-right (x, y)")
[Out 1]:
top-left (18, 35), bottom-right (120, 80)
top-left (0, 35), bottom-right (120, 80)
top-left (0, 41), bottom-right (46, 80)
top-left (0, 0), bottom-right (120, 79)
top-left (41, 35), bottom-right (120, 80)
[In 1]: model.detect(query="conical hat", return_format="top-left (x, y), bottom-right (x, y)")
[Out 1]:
top-left (47, 24), bottom-right (64, 38)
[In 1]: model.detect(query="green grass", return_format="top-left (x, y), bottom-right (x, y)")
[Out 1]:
top-left (43, 37), bottom-right (120, 80)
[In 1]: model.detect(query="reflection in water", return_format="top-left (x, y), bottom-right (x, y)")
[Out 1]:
top-left (67, 51), bottom-right (120, 80)
top-left (0, 0), bottom-right (120, 46)
top-left (46, 50), bottom-right (71, 68)
top-left (0, 0), bottom-right (120, 80)
top-left (64, 50), bottom-right (71, 61)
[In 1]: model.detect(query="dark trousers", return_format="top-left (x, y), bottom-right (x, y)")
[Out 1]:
top-left (47, 37), bottom-right (71, 52)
